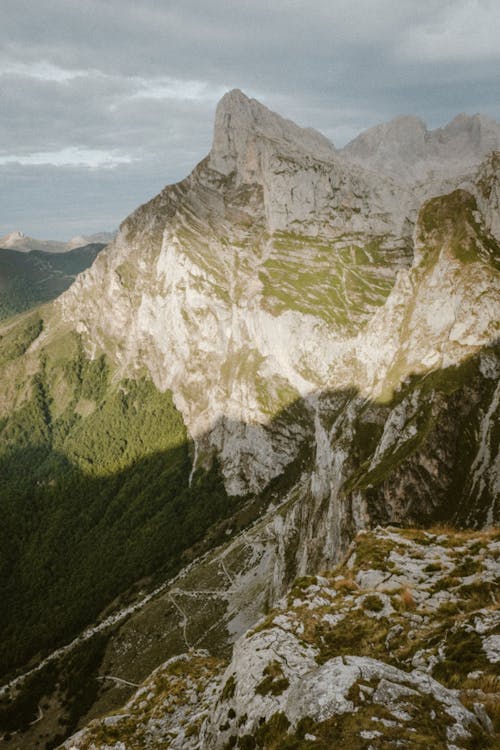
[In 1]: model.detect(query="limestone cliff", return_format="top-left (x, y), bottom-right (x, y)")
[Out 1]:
top-left (57, 90), bottom-right (499, 500)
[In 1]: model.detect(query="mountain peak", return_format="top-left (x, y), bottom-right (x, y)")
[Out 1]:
top-left (209, 89), bottom-right (335, 177)
top-left (342, 110), bottom-right (500, 181)
top-left (217, 87), bottom-right (250, 107)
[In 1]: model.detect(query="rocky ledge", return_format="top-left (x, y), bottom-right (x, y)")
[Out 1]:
top-left (61, 526), bottom-right (499, 749)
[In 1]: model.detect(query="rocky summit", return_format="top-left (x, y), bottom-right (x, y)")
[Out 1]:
top-left (0, 90), bottom-right (498, 749)
top-left (59, 90), bottom-right (499, 500)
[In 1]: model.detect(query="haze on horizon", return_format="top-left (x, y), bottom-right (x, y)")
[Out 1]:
top-left (1, 0), bottom-right (499, 239)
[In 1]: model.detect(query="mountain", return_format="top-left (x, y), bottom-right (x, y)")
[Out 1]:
top-left (0, 230), bottom-right (71, 254)
top-left (0, 230), bottom-right (116, 254)
top-left (59, 90), bottom-right (499, 497)
top-left (0, 90), bottom-right (498, 749)
top-left (66, 232), bottom-right (117, 250)
top-left (0, 243), bottom-right (106, 320)
top-left (341, 112), bottom-right (500, 182)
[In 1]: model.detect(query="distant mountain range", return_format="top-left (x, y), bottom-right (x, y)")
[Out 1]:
top-left (0, 229), bottom-right (116, 254)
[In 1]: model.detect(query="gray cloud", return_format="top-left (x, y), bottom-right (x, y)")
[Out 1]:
top-left (1, 0), bottom-right (499, 238)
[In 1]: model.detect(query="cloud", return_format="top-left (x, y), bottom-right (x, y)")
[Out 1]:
top-left (397, 1), bottom-right (500, 63)
top-left (129, 77), bottom-right (227, 103)
top-left (0, 60), bottom-right (89, 81)
top-left (0, 0), bottom-right (498, 238)
top-left (0, 147), bottom-right (134, 168)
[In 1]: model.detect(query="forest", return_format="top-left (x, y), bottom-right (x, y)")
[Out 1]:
top-left (0, 317), bottom-right (235, 678)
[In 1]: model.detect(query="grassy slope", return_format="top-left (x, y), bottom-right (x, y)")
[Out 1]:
top-left (0, 316), bottom-right (234, 679)
top-left (259, 233), bottom-right (411, 332)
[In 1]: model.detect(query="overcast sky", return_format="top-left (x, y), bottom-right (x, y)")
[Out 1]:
top-left (1, 0), bottom-right (499, 239)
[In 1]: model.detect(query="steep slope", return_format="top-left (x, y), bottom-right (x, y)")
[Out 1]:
top-left (0, 91), bottom-right (498, 749)
top-left (60, 527), bottom-right (499, 750)
top-left (0, 243), bottom-right (105, 319)
top-left (58, 91), bottom-right (499, 496)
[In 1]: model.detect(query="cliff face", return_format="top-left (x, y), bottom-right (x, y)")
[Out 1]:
top-left (58, 90), bottom-right (499, 501)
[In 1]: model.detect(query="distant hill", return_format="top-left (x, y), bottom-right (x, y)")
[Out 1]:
top-left (0, 229), bottom-right (116, 254)
top-left (0, 243), bottom-right (105, 319)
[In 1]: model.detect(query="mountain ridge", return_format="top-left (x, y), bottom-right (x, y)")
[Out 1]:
top-left (341, 110), bottom-right (500, 182)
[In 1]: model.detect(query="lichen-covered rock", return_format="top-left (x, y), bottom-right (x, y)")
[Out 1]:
top-left (60, 527), bottom-right (499, 749)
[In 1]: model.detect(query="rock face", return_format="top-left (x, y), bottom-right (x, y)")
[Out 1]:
top-left (341, 112), bottom-right (500, 182)
top-left (210, 89), bottom-right (337, 182)
top-left (58, 90), bottom-right (500, 502)
top-left (60, 527), bottom-right (500, 749)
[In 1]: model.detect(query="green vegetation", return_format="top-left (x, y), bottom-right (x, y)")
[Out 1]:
top-left (0, 633), bottom-right (108, 742)
top-left (0, 313), bottom-right (43, 366)
top-left (231, 694), bottom-right (460, 749)
top-left (363, 594), bottom-right (385, 612)
top-left (315, 614), bottom-right (389, 664)
top-left (259, 233), bottom-right (410, 331)
top-left (424, 562), bottom-right (443, 573)
top-left (255, 661), bottom-right (290, 696)
top-left (453, 556), bottom-right (483, 577)
top-left (433, 627), bottom-right (494, 688)
top-left (221, 675), bottom-right (237, 701)
top-left (345, 348), bottom-right (500, 527)
top-left (0, 244), bottom-right (104, 320)
top-left (0, 326), bottom-right (237, 679)
top-left (354, 533), bottom-right (400, 570)
top-left (418, 189), bottom-right (500, 270)
top-left (74, 652), bottom-right (224, 750)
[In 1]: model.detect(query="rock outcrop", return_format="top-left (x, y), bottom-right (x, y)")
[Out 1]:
top-left (60, 527), bottom-right (500, 749)
top-left (341, 112), bottom-right (500, 183)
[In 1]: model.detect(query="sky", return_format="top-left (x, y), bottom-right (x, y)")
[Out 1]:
top-left (1, 0), bottom-right (499, 239)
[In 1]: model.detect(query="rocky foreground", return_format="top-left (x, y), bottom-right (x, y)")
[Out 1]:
top-left (62, 526), bottom-right (499, 749)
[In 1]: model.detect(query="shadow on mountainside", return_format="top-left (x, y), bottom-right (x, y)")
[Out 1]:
top-left (1, 339), bottom-right (498, 674)
top-left (0, 337), bottom-right (498, 747)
